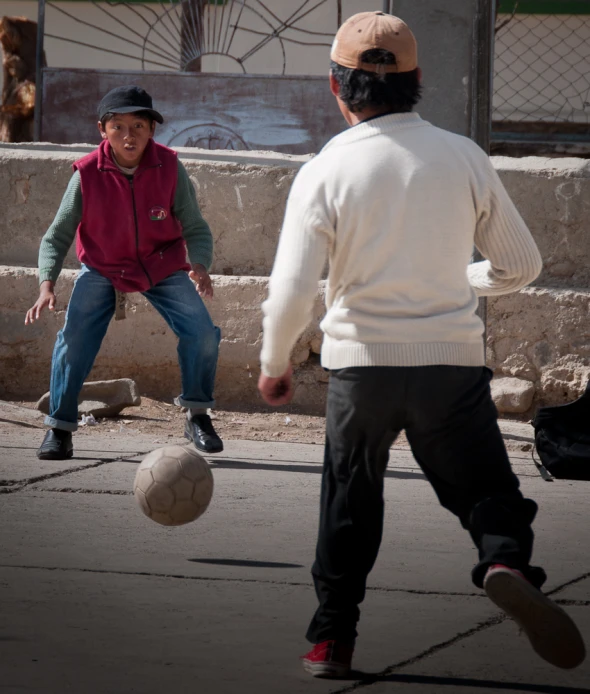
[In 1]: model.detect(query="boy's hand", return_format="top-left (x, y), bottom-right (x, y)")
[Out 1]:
top-left (189, 264), bottom-right (214, 299)
top-left (258, 365), bottom-right (293, 406)
top-left (25, 281), bottom-right (56, 325)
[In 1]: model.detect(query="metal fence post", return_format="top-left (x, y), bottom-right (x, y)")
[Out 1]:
top-left (34, 0), bottom-right (46, 142)
top-left (471, 0), bottom-right (495, 153)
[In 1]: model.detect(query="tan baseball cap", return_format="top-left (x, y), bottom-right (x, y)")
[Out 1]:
top-left (330, 11), bottom-right (418, 74)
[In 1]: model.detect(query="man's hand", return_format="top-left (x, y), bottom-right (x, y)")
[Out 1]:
top-left (25, 281), bottom-right (56, 325)
top-left (189, 263), bottom-right (214, 299)
top-left (258, 365), bottom-right (293, 406)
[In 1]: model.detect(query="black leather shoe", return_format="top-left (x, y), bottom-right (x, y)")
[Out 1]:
top-left (184, 414), bottom-right (223, 454)
top-left (37, 428), bottom-right (74, 460)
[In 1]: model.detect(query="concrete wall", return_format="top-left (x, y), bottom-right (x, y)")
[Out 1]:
top-left (0, 145), bottom-right (309, 276)
top-left (0, 143), bottom-right (589, 412)
top-left (2, 146), bottom-right (589, 286)
top-left (0, 267), bottom-right (328, 413)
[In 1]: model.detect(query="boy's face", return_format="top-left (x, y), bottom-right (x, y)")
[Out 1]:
top-left (98, 112), bottom-right (156, 168)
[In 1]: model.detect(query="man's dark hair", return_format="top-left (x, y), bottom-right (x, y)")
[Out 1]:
top-left (100, 110), bottom-right (155, 129)
top-left (330, 49), bottom-right (422, 114)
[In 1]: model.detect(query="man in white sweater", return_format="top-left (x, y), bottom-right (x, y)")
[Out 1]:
top-left (258, 11), bottom-right (585, 677)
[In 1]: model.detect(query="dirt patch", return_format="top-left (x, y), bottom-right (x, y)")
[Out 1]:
top-left (11, 397), bottom-right (333, 446)
top-left (10, 397), bottom-right (533, 453)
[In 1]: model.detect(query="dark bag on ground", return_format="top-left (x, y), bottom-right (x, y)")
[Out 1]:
top-left (532, 380), bottom-right (590, 481)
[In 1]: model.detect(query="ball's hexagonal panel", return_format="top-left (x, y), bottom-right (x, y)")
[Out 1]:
top-left (192, 475), bottom-right (214, 510)
top-left (137, 449), bottom-right (163, 470)
top-left (134, 487), bottom-right (151, 519)
top-left (133, 466), bottom-right (154, 495)
top-left (178, 449), bottom-right (210, 482)
top-left (151, 457), bottom-right (182, 486)
top-left (171, 476), bottom-right (195, 502)
top-left (150, 511), bottom-right (174, 526)
top-left (146, 482), bottom-right (175, 513)
top-left (169, 500), bottom-right (200, 524)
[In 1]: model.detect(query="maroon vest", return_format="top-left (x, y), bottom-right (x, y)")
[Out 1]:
top-left (74, 139), bottom-right (189, 293)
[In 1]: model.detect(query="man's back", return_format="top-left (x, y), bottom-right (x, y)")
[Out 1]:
top-left (269, 112), bottom-right (541, 371)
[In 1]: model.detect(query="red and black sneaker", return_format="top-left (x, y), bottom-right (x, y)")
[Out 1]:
top-left (484, 563), bottom-right (586, 669)
top-left (301, 640), bottom-right (354, 678)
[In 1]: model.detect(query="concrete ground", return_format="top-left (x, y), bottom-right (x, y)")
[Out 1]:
top-left (0, 418), bottom-right (589, 694)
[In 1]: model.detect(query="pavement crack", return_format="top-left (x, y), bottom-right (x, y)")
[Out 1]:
top-left (555, 599), bottom-right (590, 607)
top-left (330, 615), bottom-right (507, 693)
top-left (0, 453), bottom-right (145, 494)
top-left (546, 572), bottom-right (590, 598)
top-left (0, 564), bottom-right (484, 600)
top-left (28, 487), bottom-right (134, 495)
top-left (330, 570), bottom-right (590, 692)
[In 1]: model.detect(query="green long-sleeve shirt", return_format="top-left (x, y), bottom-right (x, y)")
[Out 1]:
top-left (38, 160), bottom-right (213, 284)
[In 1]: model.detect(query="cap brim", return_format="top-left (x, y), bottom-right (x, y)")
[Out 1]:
top-left (100, 105), bottom-right (164, 124)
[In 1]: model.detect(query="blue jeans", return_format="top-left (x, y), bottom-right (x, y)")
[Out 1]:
top-left (45, 265), bottom-right (221, 432)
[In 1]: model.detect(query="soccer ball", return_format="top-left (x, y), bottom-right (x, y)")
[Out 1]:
top-left (133, 445), bottom-right (214, 526)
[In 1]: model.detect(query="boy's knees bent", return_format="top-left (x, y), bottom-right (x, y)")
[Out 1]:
top-left (179, 322), bottom-right (220, 350)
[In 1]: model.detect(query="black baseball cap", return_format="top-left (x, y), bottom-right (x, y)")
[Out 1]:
top-left (98, 85), bottom-right (164, 124)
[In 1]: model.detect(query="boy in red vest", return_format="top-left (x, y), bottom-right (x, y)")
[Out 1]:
top-left (25, 85), bottom-right (223, 460)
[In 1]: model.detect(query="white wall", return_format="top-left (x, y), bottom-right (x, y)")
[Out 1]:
top-left (0, 0), bottom-right (373, 92)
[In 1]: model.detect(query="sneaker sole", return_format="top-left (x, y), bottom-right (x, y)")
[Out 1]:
top-left (184, 431), bottom-right (223, 454)
top-left (36, 449), bottom-right (74, 461)
top-left (301, 659), bottom-right (350, 678)
top-left (485, 570), bottom-right (586, 669)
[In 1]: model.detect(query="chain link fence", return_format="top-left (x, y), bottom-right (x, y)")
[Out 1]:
top-left (492, 1), bottom-right (590, 152)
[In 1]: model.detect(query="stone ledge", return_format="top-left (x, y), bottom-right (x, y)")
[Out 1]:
top-left (487, 286), bottom-right (590, 409)
top-left (2, 266), bottom-right (588, 413)
top-left (1, 149), bottom-right (589, 287)
top-left (0, 267), bottom-right (326, 413)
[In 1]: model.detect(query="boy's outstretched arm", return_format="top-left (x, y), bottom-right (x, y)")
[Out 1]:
top-left (25, 171), bottom-right (82, 324)
top-left (173, 161), bottom-right (214, 298)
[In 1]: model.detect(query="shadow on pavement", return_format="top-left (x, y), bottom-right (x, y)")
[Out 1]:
top-left (210, 459), bottom-right (426, 480)
top-left (344, 673), bottom-right (590, 693)
top-left (188, 558), bottom-right (304, 569)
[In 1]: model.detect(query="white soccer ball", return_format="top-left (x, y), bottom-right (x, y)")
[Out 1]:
top-left (133, 445), bottom-right (214, 526)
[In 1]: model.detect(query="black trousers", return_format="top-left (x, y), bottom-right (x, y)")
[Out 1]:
top-left (306, 366), bottom-right (545, 644)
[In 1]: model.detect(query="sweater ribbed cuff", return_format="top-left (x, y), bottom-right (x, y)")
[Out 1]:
top-left (38, 270), bottom-right (57, 285)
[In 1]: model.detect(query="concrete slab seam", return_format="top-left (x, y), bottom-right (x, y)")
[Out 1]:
top-left (0, 417), bottom-right (44, 430)
top-left (0, 563), bottom-right (488, 600)
top-left (27, 487), bottom-right (134, 495)
top-left (545, 571), bottom-right (590, 599)
top-left (8, 563), bottom-right (587, 611)
top-left (0, 454), bottom-right (145, 494)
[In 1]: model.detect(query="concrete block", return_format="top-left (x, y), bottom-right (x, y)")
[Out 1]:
top-left (0, 146), bottom-right (303, 277)
top-left (36, 378), bottom-right (141, 417)
top-left (487, 286), bottom-right (590, 408)
top-left (0, 400), bottom-right (44, 428)
top-left (493, 156), bottom-right (590, 289)
top-left (3, 266), bottom-right (590, 413)
top-left (2, 145), bottom-right (589, 287)
top-left (490, 376), bottom-right (535, 414)
top-left (0, 266), bottom-right (326, 413)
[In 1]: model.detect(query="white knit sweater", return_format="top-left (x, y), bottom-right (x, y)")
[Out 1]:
top-left (260, 113), bottom-right (542, 378)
